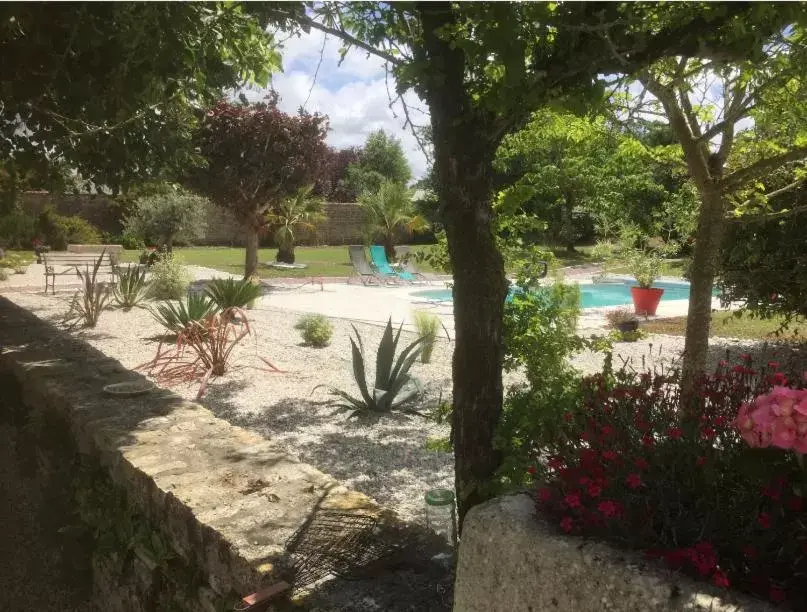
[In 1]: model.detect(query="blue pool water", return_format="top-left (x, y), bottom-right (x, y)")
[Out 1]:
top-left (412, 280), bottom-right (693, 309)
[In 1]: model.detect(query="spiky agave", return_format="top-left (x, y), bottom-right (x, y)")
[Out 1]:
top-left (316, 317), bottom-right (424, 416)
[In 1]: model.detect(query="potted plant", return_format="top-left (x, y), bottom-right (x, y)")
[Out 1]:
top-left (625, 248), bottom-right (664, 315)
top-left (605, 307), bottom-right (639, 333)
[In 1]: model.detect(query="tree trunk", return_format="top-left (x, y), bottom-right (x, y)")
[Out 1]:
top-left (682, 184), bottom-right (724, 390)
top-left (420, 3), bottom-right (507, 528)
top-left (276, 245), bottom-right (295, 264)
top-left (244, 224), bottom-right (259, 279)
top-left (383, 236), bottom-right (396, 262)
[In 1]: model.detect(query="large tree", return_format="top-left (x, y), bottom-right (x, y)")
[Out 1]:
top-left (345, 129), bottom-right (412, 195)
top-left (274, 2), bottom-right (801, 524)
top-left (0, 3), bottom-right (281, 196)
top-left (189, 97), bottom-right (328, 277)
top-left (634, 26), bottom-right (807, 388)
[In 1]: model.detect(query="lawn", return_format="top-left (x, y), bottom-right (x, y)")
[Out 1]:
top-left (118, 244), bottom-right (606, 279)
top-left (119, 245), bottom-right (439, 279)
top-left (642, 311), bottom-right (805, 341)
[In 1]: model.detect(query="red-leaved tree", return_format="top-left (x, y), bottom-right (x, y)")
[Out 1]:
top-left (190, 96), bottom-right (328, 277)
top-left (315, 146), bottom-right (362, 202)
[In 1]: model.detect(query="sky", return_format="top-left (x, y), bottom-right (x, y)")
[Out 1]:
top-left (242, 28), bottom-right (430, 180)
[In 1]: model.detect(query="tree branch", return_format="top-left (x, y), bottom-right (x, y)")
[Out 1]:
top-left (722, 149), bottom-right (807, 191)
top-left (731, 177), bottom-right (806, 215)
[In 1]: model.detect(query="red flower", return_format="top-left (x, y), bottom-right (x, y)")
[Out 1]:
top-left (634, 457), bottom-right (649, 470)
top-left (714, 416), bottom-right (726, 427)
top-left (602, 450), bottom-right (619, 461)
top-left (696, 456), bottom-right (707, 467)
top-left (768, 361), bottom-right (780, 370)
top-left (537, 487), bottom-right (553, 503)
top-left (597, 500), bottom-right (622, 518)
top-left (701, 427), bottom-right (716, 441)
top-left (600, 425), bottom-right (613, 436)
top-left (548, 456), bottom-right (564, 470)
top-left (560, 516), bottom-right (574, 533)
top-left (732, 365), bottom-right (745, 374)
top-left (579, 449), bottom-right (598, 464)
top-left (742, 545), bottom-right (757, 559)
top-left (587, 483), bottom-right (602, 498)
top-left (712, 569), bottom-right (730, 588)
top-left (770, 372), bottom-right (788, 385)
top-left (625, 473), bottom-right (643, 489)
top-left (740, 353), bottom-right (752, 361)
top-left (787, 496), bottom-right (804, 512)
top-left (667, 427), bottom-right (683, 440)
top-left (769, 586), bottom-right (786, 603)
top-left (564, 492), bottom-right (581, 509)
top-left (527, 465), bottom-right (537, 475)
top-left (758, 512), bottom-right (771, 529)
top-left (641, 434), bottom-right (655, 448)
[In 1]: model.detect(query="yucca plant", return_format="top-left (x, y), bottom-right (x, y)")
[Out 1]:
top-left (151, 293), bottom-right (219, 334)
top-left (316, 318), bottom-right (424, 416)
top-left (139, 307), bottom-right (252, 399)
top-left (113, 265), bottom-right (150, 310)
top-left (204, 277), bottom-right (263, 310)
top-left (64, 252), bottom-right (111, 328)
top-left (412, 311), bottom-right (440, 364)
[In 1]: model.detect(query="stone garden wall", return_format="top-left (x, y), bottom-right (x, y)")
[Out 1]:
top-left (0, 297), bottom-right (381, 611)
top-left (454, 493), bottom-right (775, 612)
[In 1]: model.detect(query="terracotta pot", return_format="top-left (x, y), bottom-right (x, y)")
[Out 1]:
top-left (630, 286), bottom-right (664, 316)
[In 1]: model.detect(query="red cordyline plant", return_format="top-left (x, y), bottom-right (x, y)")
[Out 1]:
top-left (533, 355), bottom-right (807, 608)
top-left (138, 307), bottom-right (281, 399)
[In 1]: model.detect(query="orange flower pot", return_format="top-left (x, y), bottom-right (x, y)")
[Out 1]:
top-left (630, 286), bottom-right (665, 316)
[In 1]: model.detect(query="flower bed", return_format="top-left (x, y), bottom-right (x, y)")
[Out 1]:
top-left (534, 357), bottom-right (807, 609)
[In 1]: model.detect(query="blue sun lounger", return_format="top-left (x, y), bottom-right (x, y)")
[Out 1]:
top-left (369, 245), bottom-right (416, 283)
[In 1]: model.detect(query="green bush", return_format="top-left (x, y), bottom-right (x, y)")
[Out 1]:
top-left (37, 207), bottom-right (102, 250)
top-left (151, 293), bottom-right (219, 334)
top-left (204, 277), bottom-right (262, 310)
top-left (148, 254), bottom-right (191, 300)
top-left (123, 186), bottom-right (208, 250)
top-left (0, 211), bottom-right (37, 248)
top-left (295, 314), bottom-right (333, 347)
top-left (412, 311), bottom-right (440, 363)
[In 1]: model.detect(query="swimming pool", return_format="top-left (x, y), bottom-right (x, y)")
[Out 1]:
top-left (411, 279), bottom-right (694, 309)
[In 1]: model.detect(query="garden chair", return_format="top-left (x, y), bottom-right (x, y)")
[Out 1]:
top-left (369, 245), bottom-right (415, 283)
top-left (347, 245), bottom-right (395, 286)
top-left (394, 246), bottom-right (429, 283)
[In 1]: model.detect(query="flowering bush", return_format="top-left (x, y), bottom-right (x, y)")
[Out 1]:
top-left (534, 357), bottom-right (807, 608)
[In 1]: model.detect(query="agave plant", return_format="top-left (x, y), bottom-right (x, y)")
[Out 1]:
top-left (113, 265), bottom-right (150, 310)
top-left (63, 252), bottom-right (111, 328)
top-left (204, 277), bottom-right (263, 310)
top-left (151, 293), bottom-right (219, 334)
top-left (316, 318), bottom-right (424, 416)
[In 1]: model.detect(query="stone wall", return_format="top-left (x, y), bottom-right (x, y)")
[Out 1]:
top-left (0, 297), bottom-right (383, 611)
top-left (20, 191), bottom-right (126, 235)
top-left (199, 200), bottom-right (368, 247)
top-left (454, 494), bottom-right (775, 612)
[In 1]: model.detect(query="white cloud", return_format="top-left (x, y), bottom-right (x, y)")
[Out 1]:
top-left (247, 29), bottom-right (430, 179)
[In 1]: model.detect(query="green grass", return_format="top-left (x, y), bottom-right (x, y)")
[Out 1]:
top-left (119, 245), bottom-right (440, 279)
top-left (642, 311), bottom-right (805, 341)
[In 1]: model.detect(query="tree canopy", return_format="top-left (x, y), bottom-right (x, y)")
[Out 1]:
top-left (345, 129), bottom-right (412, 196)
top-left (188, 97), bottom-right (329, 277)
top-left (0, 2), bottom-right (280, 194)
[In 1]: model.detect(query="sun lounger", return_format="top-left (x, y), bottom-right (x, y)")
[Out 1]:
top-left (394, 246), bottom-right (429, 283)
top-left (348, 245), bottom-right (395, 285)
top-left (369, 245), bottom-right (415, 283)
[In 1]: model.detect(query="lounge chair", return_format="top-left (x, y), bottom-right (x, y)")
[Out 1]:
top-left (394, 246), bottom-right (429, 283)
top-left (348, 245), bottom-right (395, 286)
top-left (369, 245), bottom-right (416, 283)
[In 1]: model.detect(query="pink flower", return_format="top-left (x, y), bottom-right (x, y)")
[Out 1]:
top-left (537, 487), bottom-right (553, 503)
top-left (667, 427), bottom-right (683, 440)
top-left (634, 457), bottom-right (649, 470)
top-left (641, 434), bottom-right (654, 448)
top-left (560, 516), bottom-right (574, 533)
top-left (601, 450), bottom-right (619, 461)
top-left (600, 425), bottom-right (613, 436)
top-left (587, 483), bottom-right (602, 498)
top-left (758, 512), bottom-right (771, 529)
top-left (689, 542), bottom-right (717, 576)
top-left (625, 473), bottom-right (643, 489)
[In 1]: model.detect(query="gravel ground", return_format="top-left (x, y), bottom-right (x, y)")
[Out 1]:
top-left (5, 273), bottom-right (801, 527)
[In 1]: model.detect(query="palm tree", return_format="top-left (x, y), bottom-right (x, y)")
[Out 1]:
top-left (360, 180), bottom-right (426, 260)
top-left (266, 184), bottom-right (324, 264)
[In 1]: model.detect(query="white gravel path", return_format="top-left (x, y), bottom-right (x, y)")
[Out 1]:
top-left (3, 268), bottom-right (789, 526)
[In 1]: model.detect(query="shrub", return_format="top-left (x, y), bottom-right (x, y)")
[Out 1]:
top-left (2, 252), bottom-right (32, 273)
top-left (204, 277), bottom-right (262, 310)
top-left (63, 255), bottom-right (111, 327)
top-left (140, 307), bottom-right (250, 399)
top-left (151, 293), bottom-right (219, 334)
top-left (534, 358), bottom-right (807, 607)
top-left (119, 229), bottom-right (146, 251)
top-left (113, 265), bottom-right (150, 310)
top-left (294, 314), bottom-right (333, 347)
top-left (148, 254), bottom-right (190, 300)
top-left (315, 318), bottom-right (423, 416)
top-left (38, 207), bottom-right (102, 250)
top-left (123, 186), bottom-right (208, 251)
top-left (412, 311), bottom-right (440, 363)
top-left (605, 307), bottom-right (638, 328)
top-left (0, 211), bottom-right (36, 248)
